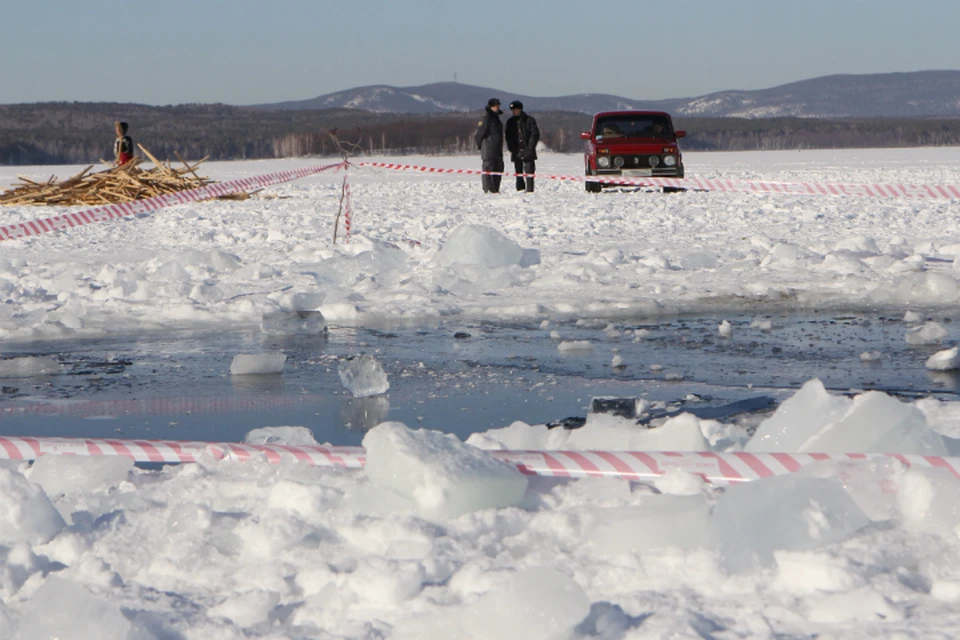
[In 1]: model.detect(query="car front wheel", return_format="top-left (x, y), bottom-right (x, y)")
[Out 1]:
top-left (584, 167), bottom-right (602, 193)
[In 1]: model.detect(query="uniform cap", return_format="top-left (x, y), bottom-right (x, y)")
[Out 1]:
top-left (509, 101), bottom-right (523, 110)
top-left (487, 98), bottom-right (501, 107)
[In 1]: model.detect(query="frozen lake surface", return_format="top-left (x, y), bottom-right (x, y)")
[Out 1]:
top-left (5, 149), bottom-right (960, 638)
top-left (3, 309), bottom-right (958, 445)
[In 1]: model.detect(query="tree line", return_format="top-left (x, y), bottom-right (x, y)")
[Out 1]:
top-left (2, 102), bottom-right (960, 166)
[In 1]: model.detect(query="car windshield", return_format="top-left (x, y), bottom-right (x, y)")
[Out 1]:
top-left (596, 116), bottom-right (672, 139)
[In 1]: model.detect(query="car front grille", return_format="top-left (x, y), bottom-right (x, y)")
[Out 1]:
top-left (615, 155), bottom-right (657, 169)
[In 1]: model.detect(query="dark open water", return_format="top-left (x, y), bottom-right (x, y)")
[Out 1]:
top-left (1, 312), bottom-right (958, 446)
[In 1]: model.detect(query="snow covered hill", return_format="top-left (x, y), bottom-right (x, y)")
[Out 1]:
top-left (256, 70), bottom-right (960, 118)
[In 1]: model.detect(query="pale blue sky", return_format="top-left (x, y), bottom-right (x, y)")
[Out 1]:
top-left (2, 0), bottom-right (959, 105)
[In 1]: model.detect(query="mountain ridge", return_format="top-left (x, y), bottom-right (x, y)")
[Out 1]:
top-left (252, 70), bottom-right (960, 118)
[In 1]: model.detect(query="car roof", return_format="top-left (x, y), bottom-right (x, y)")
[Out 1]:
top-left (593, 110), bottom-right (673, 119)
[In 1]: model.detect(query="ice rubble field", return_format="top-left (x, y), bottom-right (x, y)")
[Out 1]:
top-left (2, 148), bottom-right (960, 338)
top-left (3, 149), bottom-right (960, 637)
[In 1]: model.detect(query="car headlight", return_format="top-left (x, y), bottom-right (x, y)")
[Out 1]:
top-left (648, 156), bottom-right (660, 167)
top-left (663, 155), bottom-right (677, 167)
top-left (613, 156), bottom-right (624, 168)
top-left (598, 156), bottom-right (611, 168)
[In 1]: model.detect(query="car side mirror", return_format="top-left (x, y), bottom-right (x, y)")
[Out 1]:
top-left (675, 130), bottom-right (686, 139)
top-left (580, 132), bottom-right (592, 140)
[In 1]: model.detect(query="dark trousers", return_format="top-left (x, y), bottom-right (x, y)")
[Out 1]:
top-left (481, 159), bottom-right (503, 193)
top-left (514, 159), bottom-right (535, 192)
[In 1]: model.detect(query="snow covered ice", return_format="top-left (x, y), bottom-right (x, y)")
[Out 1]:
top-left (362, 422), bottom-right (527, 519)
top-left (3, 149), bottom-right (960, 636)
top-left (746, 378), bottom-right (949, 455)
top-left (905, 320), bottom-right (949, 345)
top-left (927, 345), bottom-right (960, 371)
top-left (229, 352), bottom-right (286, 375)
top-left (338, 353), bottom-right (390, 397)
top-left (717, 319), bottom-right (733, 337)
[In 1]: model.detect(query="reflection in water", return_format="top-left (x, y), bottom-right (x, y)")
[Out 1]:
top-left (340, 395), bottom-right (390, 431)
top-left (231, 374), bottom-right (286, 394)
top-left (260, 309), bottom-right (328, 336)
top-left (927, 370), bottom-right (960, 390)
top-left (260, 331), bottom-right (329, 352)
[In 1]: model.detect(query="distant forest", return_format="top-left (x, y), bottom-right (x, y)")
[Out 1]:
top-left (2, 102), bottom-right (960, 165)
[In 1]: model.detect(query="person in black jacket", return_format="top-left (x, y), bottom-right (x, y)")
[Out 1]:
top-left (505, 101), bottom-right (540, 192)
top-left (474, 98), bottom-right (504, 193)
top-left (113, 121), bottom-right (134, 166)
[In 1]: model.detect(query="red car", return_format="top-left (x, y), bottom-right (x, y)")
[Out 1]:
top-left (581, 111), bottom-right (686, 192)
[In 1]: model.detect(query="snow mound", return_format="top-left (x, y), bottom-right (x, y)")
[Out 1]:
top-left (435, 224), bottom-right (528, 268)
top-left (898, 466), bottom-right (960, 537)
top-left (568, 412), bottom-right (710, 451)
top-left (27, 455), bottom-right (132, 497)
top-left (15, 576), bottom-right (136, 640)
top-left (462, 567), bottom-right (590, 640)
top-left (469, 411), bottom-right (711, 452)
top-left (590, 494), bottom-right (711, 555)
top-left (0, 467), bottom-right (65, 545)
top-left (708, 473), bottom-right (870, 573)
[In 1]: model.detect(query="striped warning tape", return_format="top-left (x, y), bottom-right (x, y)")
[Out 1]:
top-left (1, 435), bottom-right (956, 484)
top-left (0, 160), bottom-right (346, 242)
top-left (5, 156), bottom-right (958, 245)
top-left (494, 450), bottom-right (957, 483)
top-left (357, 161), bottom-right (960, 200)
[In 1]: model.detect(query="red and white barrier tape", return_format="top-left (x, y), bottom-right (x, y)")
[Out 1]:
top-left (358, 161), bottom-right (960, 200)
top-left (495, 450), bottom-right (960, 483)
top-left (6, 156), bottom-right (958, 244)
top-left (0, 436), bottom-right (366, 467)
top-left (344, 170), bottom-right (353, 243)
top-left (356, 161), bottom-right (583, 185)
top-left (0, 160), bottom-right (346, 242)
top-left (2, 435), bottom-right (957, 483)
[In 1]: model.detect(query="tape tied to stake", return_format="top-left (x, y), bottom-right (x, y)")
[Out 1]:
top-left (1, 435), bottom-right (958, 484)
top-left (357, 161), bottom-right (960, 200)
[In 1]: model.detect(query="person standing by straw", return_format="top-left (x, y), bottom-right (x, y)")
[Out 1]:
top-left (114, 121), bottom-right (134, 166)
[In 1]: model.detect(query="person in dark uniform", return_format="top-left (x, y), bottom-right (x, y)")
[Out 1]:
top-left (474, 98), bottom-right (504, 193)
top-left (114, 121), bottom-right (134, 166)
top-left (505, 101), bottom-right (540, 192)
